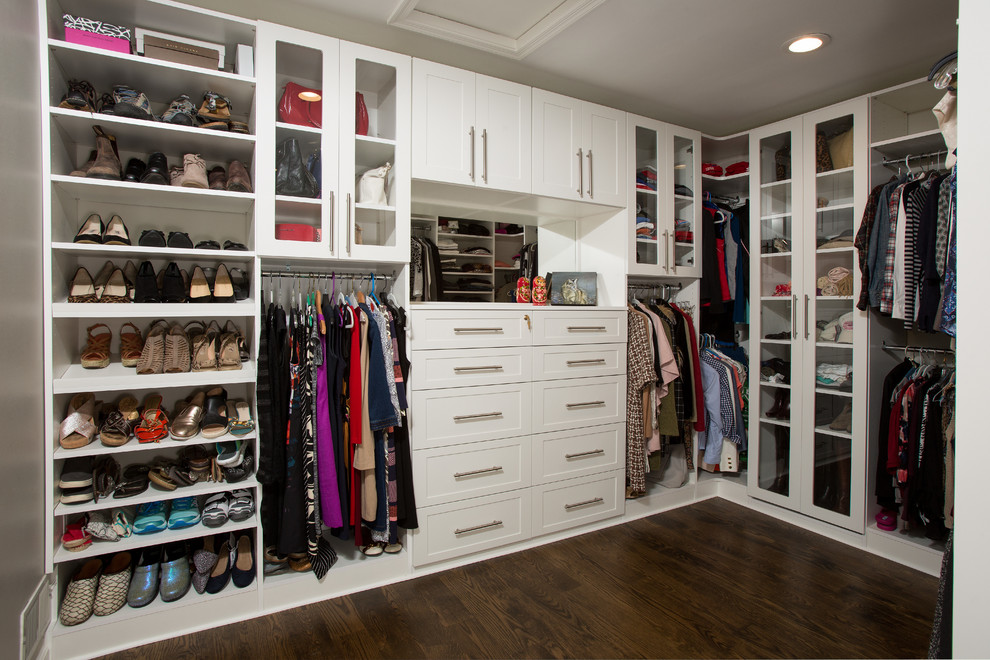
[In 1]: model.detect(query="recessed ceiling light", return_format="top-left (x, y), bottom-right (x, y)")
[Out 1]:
top-left (298, 90), bottom-right (322, 102)
top-left (785, 33), bottom-right (830, 53)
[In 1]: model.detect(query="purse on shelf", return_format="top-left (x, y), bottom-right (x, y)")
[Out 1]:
top-left (275, 138), bottom-right (320, 198)
top-left (356, 92), bottom-right (369, 135)
top-left (357, 162), bottom-right (391, 205)
top-left (279, 81), bottom-right (322, 128)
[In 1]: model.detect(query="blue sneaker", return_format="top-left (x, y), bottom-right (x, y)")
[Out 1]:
top-left (133, 500), bottom-right (169, 534)
top-left (167, 496), bottom-right (201, 530)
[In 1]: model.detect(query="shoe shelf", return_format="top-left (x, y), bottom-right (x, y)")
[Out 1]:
top-left (758, 416), bottom-right (791, 428)
top-left (55, 475), bottom-right (260, 517)
top-left (52, 300), bottom-right (257, 319)
top-left (51, 577), bottom-right (259, 637)
top-left (814, 387), bottom-right (853, 398)
top-left (53, 363), bottom-right (258, 394)
top-left (48, 40), bottom-right (257, 113)
top-left (49, 108), bottom-right (257, 163)
top-left (54, 430), bottom-right (258, 461)
top-left (813, 425), bottom-right (853, 440)
top-left (52, 242), bottom-right (256, 262)
top-left (275, 121), bottom-right (321, 136)
top-left (51, 176), bottom-right (255, 214)
top-left (54, 513), bottom-right (259, 565)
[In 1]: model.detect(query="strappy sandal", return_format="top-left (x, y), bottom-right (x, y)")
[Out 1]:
top-left (59, 392), bottom-right (98, 449)
top-left (81, 323), bottom-right (112, 369)
top-left (135, 394), bottom-right (168, 443)
top-left (164, 322), bottom-right (191, 374)
top-left (224, 320), bottom-right (249, 362)
top-left (137, 319), bottom-right (168, 375)
top-left (228, 400), bottom-right (254, 436)
top-left (217, 329), bottom-right (242, 371)
top-left (200, 387), bottom-right (229, 439)
top-left (113, 465), bottom-right (149, 499)
top-left (119, 322), bottom-right (144, 367)
top-left (360, 542), bottom-right (385, 557)
top-left (191, 322), bottom-right (217, 372)
top-left (227, 489), bottom-right (254, 522)
top-left (180, 445), bottom-right (212, 480)
top-left (99, 409), bottom-right (132, 447)
top-left (92, 456), bottom-right (120, 503)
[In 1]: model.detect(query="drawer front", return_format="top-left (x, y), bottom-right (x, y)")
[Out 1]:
top-left (532, 310), bottom-right (627, 345)
top-left (413, 436), bottom-right (531, 507)
top-left (533, 343), bottom-right (625, 381)
top-left (412, 490), bottom-right (532, 566)
top-left (533, 471), bottom-right (624, 536)
top-left (532, 423), bottom-right (624, 484)
top-left (413, 347), bottom-right (533, 390)
top-left (533, 375), bottom-right (624, 433)
top-left (410, 310), bottom-right (531, 349)
top-left (411, 382), bottom-right (532, 449)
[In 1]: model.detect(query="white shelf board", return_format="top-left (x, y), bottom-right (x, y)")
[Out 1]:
top-left (813, 425), bottom-right (852, 439)
top-left (701, 171), bottom-right (749, 197)
top-left (54, 430), bottom-right (257, 461)
top-left (275, 121), bottom-right (321, 135)
top-left (815, 387), bottom-right (853, 398)
top-left (51, 176), bottom-right (254, 214)
top-left (354, 202), bottom-right (396, 212)
top-left (54, 513), bottom-right (258, 564)
top-left (52, 242), bottom-right (255, 262)
top-left (436, 232), bottom-right (492, 239)
top-left (816, 166), bottom-right (854, 179)
top-left (355, 135), bottom-right (397, 167)
top-left (816, 203), bottom-right (855, 213)
top-left (816, 341), bottom-right (853, 348)
top-left (759, 417), bottom-right (790, 428)
top-left (761, 178), bottom-right (792, 189)
top-left (49, 108), bottom-right (256, 162)
top-left (815, 247), bottom-right (855, 255)
top-left (702, 172), bottom-right (749, 182)
top-left (759, 381), bottom-right (791, 389)
top-left (761, 339), bottom-right (791, 345)
top-left (494, 233), bottom-right (525, 239)
top-left (817, 295), bottom-right (854, 301)
top-left (760, 295), bottom-right (792, 301)
top-left (761, 251), bottom-right (792, 258)
top-left (52, 300), bottom-right (256, 319)
top-left (673, 194), bottom-right (694, 204)
top-left (441, 271), bottom-right (492, 276)
top-left (870, 129), bottom-right (947, 160)
top-left (276, 194), bottom-right (321, 206)
top-left (53, 363), bottom-right (257, 394)
top-left (634, 187), bottom-right (658, 195)
top-left (760, 212), bottom-right (792, 221)
top-left (55, 476), bottom-right (260, 517)
top-left (48, 40), bottom-right (256, 112)
top-left (674, 242), bottom-right (693, 248)
top-left (636, 237), bottom-right (658, 244)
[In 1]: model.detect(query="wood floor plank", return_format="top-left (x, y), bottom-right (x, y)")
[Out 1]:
top-left (103, 499), bottom-right (938, 659)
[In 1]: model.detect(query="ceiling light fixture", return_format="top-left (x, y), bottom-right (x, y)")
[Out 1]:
top-left (298, 90), bottom-right (322, 102)
top-left (785, 33), bottom-right (830, 53)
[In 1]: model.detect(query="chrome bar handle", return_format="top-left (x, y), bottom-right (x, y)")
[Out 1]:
top-left (792, 295), bottom-right (798, 339)
top-left (567, 326), bottom-right (606, 332)
top-left (346, 193), bottom-right (352, 256)
top-left (577, 147), bottom-right (584, 196)
top-left (328, 190), bottom-right (335, 255)
top-left (586, 149), bottom-right (593, 198)
top-left (454, 466), bottom-right (503, 478)
top-left (453, 365), bottom-right (504, 372)
top-left (453, 412), bottom-right (503, 422)
top-left (469, 126), bottom-right (476, 181)
top-left (565, 449), bottom-right (605, 459)
top-left (662, 230), bottom-right (670, 272)
top-left (454, 327), bottom-right (504, 334)
top-left (565, 497), bottom-right (604, 510)
top-left (804, 294), bottom-right (810, 340)
top-left (566, 359), bottom-right (606, 366)
top-left (669, 228), bottom-right (677, 274)
top-left (482, 128), bottom-right (488, 184)
top-left (566, 401), bottom-right (606, 409)
top-left (454, 520), bottom-right (502, 535)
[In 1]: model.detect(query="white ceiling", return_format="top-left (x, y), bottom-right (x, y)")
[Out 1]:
top-left (206, 0), bottom-right (959, 135)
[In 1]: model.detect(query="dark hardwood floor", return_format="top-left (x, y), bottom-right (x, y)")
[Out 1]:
top-left (106, 498), bottom-right (938, 659)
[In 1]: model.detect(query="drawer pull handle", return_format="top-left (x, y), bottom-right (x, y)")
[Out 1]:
top-left (564, 497), bottom-right (604, 510)
top-left (454, 520), bottom-right (503, 535)
top-left (567, 325), bottom-right (607, 332)
top-left (566, 401), bottom-right (606, 410)
top-left (565, 449), bottom-right (605, 459)
top-left (454, 466), bottom-right (503, 478)
top-left (453, 412), bottom-right (503, 422)
top-left (566, 358), bottom-right (606, 366)
top-left (454, 327), bottom-right (504, 334)
top-left (453, 365), bottom-right (504, 373)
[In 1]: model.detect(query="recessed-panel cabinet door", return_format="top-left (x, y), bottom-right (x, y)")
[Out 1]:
top-left (412, 60), bottom-right (475, 185)
top-left (532, 89), bottom-right (582, 201)
top-left (476, 74), bottom-right (531, 193)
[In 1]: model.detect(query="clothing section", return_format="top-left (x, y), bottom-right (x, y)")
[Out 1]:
top-left (257, 274), bottom-right (416, 575)
top-left (700, 195), bottom-right (750, 333)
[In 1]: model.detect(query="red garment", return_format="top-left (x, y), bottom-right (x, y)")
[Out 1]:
top-left (348, 306), bottom-right (363, 448)
top-left (725, 161), bottom-right (749, 175)
top-left (715, 238), bottom-right (731, 301)
top-left (672, 304), bottom-right (706, 433)
top-left (886, 395), bottom-right (903, 472)
top-left (702, 162), bottom-right (723, 177)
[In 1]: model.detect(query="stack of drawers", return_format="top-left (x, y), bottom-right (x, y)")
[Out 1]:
top-left (409, 306), bottom-right (628, 566)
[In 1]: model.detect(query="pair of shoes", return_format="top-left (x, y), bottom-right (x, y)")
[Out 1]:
top-left (204, 161), bottom-right (253, 193)
top-left (203, 533), bottom-right (252, 593)
top-left (68, 262), bottom-right (130, 304)
top-left (134, 394), bottom-right (169, 442)
top-left (170, 153), bottom-right (209, 189)
top-left (201, 489), bottom-right (255, 528)
top-left (59, 552), bottom-right (133, 625)
top-left (123, 152), bottom-right (170, 186)
top-left (73, 214), bottom-right (130, 245)
top-left (127, 542), bottom-right (191, 607)
top-left (78, 322), bottom-right (143, 369)
top-left (98, 395), bottom-right (140, 447)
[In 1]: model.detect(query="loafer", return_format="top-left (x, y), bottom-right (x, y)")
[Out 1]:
top-left (231, 534), bottom-right (255, 588)
top-left (124, 157), bottom-right (146, 182)
top-left (59, 558), bottom-right (102, 626)
top-left (127, 546), bottom-right (162, 608)
top-left (171, 391), bottom-right (206, 439)
top-left (205, 537), bottom-right (234, 594)
top-left (93, 552), bottom-right (132, 617)
top-left (166, 231), bottom-right (193, 249)
top-left (160, 542), bottom-right (192, 602)
top-left (140, 152), bottom-right (169, 186)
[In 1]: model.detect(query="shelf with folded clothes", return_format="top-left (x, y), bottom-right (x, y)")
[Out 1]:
top-left (54, 509), bottom-right (258, 565)
top-left (54, 429), bottom-right (258, 461)
top-left (47, 40), bottom-right (257, 115)
top-left (54, 474), bottom-right (260, 518)
top-left (51, 176), bottom-right (255, 213)
top-left (50, 108), bottom-right (256, 163)
top-left (53, 363), bottom-right (257, 395)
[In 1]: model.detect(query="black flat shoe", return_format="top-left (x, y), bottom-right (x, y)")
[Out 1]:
top-left (73, 213), bottom-right (103, 244)
top-left (161, 262), bottom-right (187, 303)
top-left (194, 240), bottom-right (221, 250)
top-left (139, 229), bottom-right (166, 248)
top-left (140, 152), bottom-right (169, 186)
top-left (222, 240), bottom-right (248, 251)
top-left (134, 261), bottom-right (160, 303)
top-left (124, 158), bottom-right (146, 182)
top-left (167, 231), bottom-right (193, 249)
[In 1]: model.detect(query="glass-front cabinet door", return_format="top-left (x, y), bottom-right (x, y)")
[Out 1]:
top-left (628, 115), bottom-right (666, 275)
top-left (748, 117), bottom-right (805, 510)
top-left (800, 99), bottom-right (867, 532)
top-left (668, 125), bottom-right (701, 277)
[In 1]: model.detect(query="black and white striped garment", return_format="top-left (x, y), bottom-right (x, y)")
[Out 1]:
top-left (301, 315), bottom-right (320, 561)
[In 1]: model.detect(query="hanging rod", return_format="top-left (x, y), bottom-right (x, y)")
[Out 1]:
top-left (881, 340), bottom-right (954, 355)
top-left (260, 270), bottom-right (393, 283)
top-left (880, 150), bottom-right (947, 168)
top-left (628, 281), bottom-right (682, 291)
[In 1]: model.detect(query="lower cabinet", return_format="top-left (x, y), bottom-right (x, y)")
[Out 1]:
top-left (409, 306), bottom-right (628, 567)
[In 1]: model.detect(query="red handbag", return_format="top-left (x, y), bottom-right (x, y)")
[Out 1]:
top-left (356, 92), bottom-right (369, 135)
top-left (279, 82), bottom-right (322, 128)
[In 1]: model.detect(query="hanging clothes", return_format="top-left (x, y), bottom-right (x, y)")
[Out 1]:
top-left (700, 195), bottom-right (749, 340)
top-left (695, 336), bottom-right (748, 471)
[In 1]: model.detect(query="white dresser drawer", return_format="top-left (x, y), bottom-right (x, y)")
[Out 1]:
top-left (413, 346), bottom-right (533, 390)
top-left (533, 343), bottom-right (625, 381)
top-left (532, 471), bottom-right (624, 536)
top-left (532, 423), bottom-right (624, 484)
top-left (413, 436), bottom-right (531, 507)
top-left (411, 310), bottom-right (531, 349)
top-left (532, 310), bottom-right (626, 345)
top-left (412, 490), bottom-right (532, 566)
top-left (411, 382), bottom-right (532, 449)
top-left (533, 375), bottom-right (624, 433)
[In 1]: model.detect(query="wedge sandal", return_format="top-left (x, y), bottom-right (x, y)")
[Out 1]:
top-left (59, 392), bottom-right (98, 449)
top-left (136, 320), bottom-right (168, 375)
top-left (164, 322), bottom-right (191, 373)
top-left (81, 323), bottom-right (111, 369)
top-left (119, 322), bottom-right (144, 367)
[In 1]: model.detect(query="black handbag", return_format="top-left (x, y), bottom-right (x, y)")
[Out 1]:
top-left (275, 138), bottom-right (319, 198)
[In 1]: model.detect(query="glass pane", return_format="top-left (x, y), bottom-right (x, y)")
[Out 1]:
top-left (354, 59), bottom-right (398, 248)
top-left (758, 341), bottom-right (792, 496)
top-left (758, 418), bottom-right (791, 496)
top-left (812, 432), bottom-right (851, 515)
top-left (673, 135), bottom-right (695, 268)
top-left (634, 126), bottom-right (659, 267)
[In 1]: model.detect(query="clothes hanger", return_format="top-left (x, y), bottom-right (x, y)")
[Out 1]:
top-left (369, 272), bottom-right (381, 307)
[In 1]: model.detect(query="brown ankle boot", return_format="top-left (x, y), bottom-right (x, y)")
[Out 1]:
top-left (207, 166), bottom-right (226, 190)
top-left (181, 154), bottom-right (208, 189)
top-left (85, 126), bottom-right (122, 180)
top-left (70, 150), bottom-right (97, 177)
top-left (226, 160), bottom-right (252, 193)
top-left (765, 389), bottom-right (784, 418)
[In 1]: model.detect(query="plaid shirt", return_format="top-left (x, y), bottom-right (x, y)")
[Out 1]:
top-left (880, 181), bottom-right (909, 314)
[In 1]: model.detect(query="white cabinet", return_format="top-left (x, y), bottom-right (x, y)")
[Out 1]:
top-left (747, 97), bottom-right (869, 533)
top-left (412, 59), bottom-right (531, 193)
top-left (532, 89), bottom-right (626, 206)
top-left (257, 24), bottom-right (410, 262)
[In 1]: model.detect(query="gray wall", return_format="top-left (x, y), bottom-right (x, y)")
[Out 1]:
top-left (0, 0), bottom-right (46, 656)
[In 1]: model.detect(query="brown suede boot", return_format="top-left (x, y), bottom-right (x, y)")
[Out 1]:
top-left (170, 166), bottom-right (185, 187)
top-left (181, 154), bottom-right (208, 189)
top-left (70, 150), bottom-right (97, 177)
top-left (207, 166), bottom-right (226, 190)
top-left (225, 160), bottom-right (252, 193)
top-left (85, 126), bottom-right (122, 180)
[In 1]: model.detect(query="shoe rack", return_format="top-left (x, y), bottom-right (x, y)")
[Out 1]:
top-left (41, 0), bottom-right (262, 650)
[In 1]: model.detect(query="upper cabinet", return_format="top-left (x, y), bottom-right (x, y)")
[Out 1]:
top-left (256, 23), bottom-right (409, 263)
top-left (532, 90), bottom-right (626, 207)
top-left (412, 60), bottom-right (531, 194)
